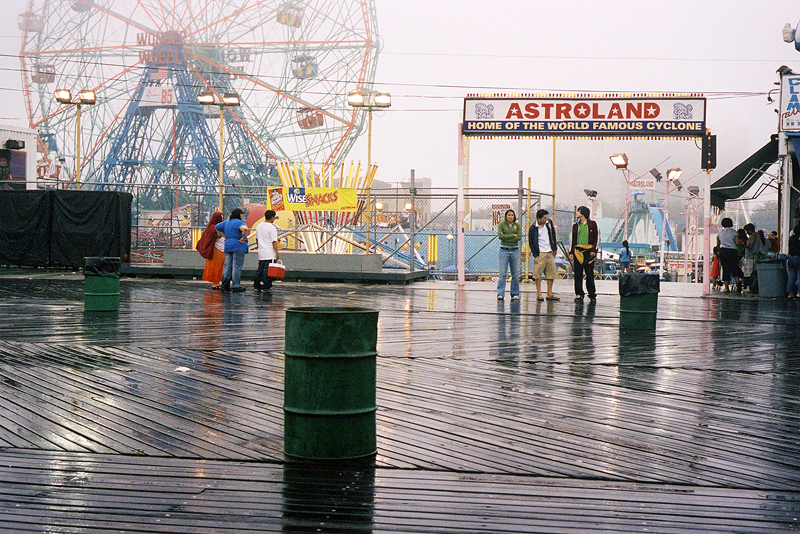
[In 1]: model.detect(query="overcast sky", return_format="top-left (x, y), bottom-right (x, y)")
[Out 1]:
top-left (364, 0), bottom-right (800, 212)
top-left (1, 0), bottom-right (799, 214)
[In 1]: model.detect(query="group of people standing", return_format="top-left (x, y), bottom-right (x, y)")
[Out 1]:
top-left (713, 218), bottom-right (777, 293)
top-left (496, 205), bottom-right (598, 302)
top-left (195, 208), bottom-right (280, 292)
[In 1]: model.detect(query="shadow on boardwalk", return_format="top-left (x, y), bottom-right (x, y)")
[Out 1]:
top-left (0, 271), bottom-right (798, 533)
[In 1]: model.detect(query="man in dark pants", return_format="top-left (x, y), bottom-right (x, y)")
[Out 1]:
top-left (568, 205), bottom-right (599, 302)
top-left (254, 210), bottom-right (279, 290)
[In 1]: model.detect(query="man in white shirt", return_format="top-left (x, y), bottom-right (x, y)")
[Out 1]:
top-left (254, 210), bottom-right (280, 290)
top-left (527, 209), bottom-right (560, 301)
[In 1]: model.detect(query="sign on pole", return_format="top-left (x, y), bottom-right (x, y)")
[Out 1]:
top-left (463, 94), bottom-right (706, 137)
top-left (779, 74), bottom-right (800, 132)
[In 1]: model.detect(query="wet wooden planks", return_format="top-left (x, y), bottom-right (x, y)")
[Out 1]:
top-left (0, 333), bottom-right (796, 486)
top-left (0, 450), bottom-right (797, 533)
top-left (0, 275), bottom-right (799, 531)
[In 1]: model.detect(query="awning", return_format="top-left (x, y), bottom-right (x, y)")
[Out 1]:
top-left (710, 134), bottom-right (779, 210)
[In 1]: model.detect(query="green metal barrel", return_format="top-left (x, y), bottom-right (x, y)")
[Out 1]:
top-left (84, 257), bottom-right (120, 312)
top-left (619, 293), bottom-right (658, 329)
top-left (283, 306), bottom-right (379, 459)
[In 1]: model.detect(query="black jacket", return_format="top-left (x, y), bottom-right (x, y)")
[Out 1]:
top-left (528, 220), bottom-right (557, 257)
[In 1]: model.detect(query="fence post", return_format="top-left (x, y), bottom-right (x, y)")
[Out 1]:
top-left (518, 170), bottom-right (525, 280)
top-left (409, 169), bottom-right (416, 272)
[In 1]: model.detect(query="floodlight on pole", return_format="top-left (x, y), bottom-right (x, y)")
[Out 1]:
top-left (54, 88), bottom-right (96, 189)
top-left (609, 153), bottom-right (628, 169)
top-left (198, 90), bottom-right (241, 211)
top-left (659, 168), bottom-right (682, 276)
top-left (54, 89), bottom-right (72, 104)
top-left (348, 88), bottom-right (391, 252)
top-left (667, 168), bottom-right (683, 182)
top-left (197, 91), bottom-right (215, 105)
top-left (610, 153), bottom-right (631, 240)
top-left (649, 168), bottom-right (663, 182)
top-left (77, 90), bottom-right (96, 105)
top-left (222, 92), bottom-right (240, 106)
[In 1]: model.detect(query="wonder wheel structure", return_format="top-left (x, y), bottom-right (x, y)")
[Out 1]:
top-left (19, 0), bottom-right (380, 211)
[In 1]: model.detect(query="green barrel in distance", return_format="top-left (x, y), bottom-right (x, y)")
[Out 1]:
top-left (619, 293), bottom-right (658, 330)
top-left (84, 257), bottom-right (120, 311)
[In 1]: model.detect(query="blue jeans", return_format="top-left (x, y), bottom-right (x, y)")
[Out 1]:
top-left (787, 256), bottom-right (800, 295)
top-left (497, 247), bottom-right (520, 297)
top-left (221, 251), bottom-right (246, 289)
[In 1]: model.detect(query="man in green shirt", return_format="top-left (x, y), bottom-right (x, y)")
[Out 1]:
top-left (497, 209), bottom-right (522, 300)
top-left (568, 205), bottom-right (599, 302)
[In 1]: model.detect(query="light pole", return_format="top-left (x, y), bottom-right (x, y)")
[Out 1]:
top-left (659, 168), bottom-right (682, 277)
top-left (686, 185), bottom-right (701, 283)
top-left (54, 88), bottom-right (96, 190)
top-left (374, 200), bottom-right (383, 247)
top-left (198, 91), bottom-right (240, 212)
top-left (446, 233), bottom-right (454, 273)
top-left (609, 153), bottom-right (629, 240)
top-left (347, 89), bottom-right (391, 252)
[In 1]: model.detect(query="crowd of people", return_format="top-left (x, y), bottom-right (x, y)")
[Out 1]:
top-left (495, 206), bottom-right (799, 301)
top-left (709, 217), bottom-right (798, 297)
top-left (198, 206), bottom-right (800, 301)
top-left (497, 205), bottom-right (600, 302)
top-left (195, 208), bottom-right (280, 292)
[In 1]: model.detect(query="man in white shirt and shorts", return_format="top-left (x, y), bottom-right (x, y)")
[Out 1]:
top-left (528, 209), bottom-right (560, 301)
top-left (254, 210), bottom-right (279, 290)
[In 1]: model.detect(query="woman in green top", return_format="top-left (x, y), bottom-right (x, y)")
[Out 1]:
top-left (497, 209), bottom-right (522, 300)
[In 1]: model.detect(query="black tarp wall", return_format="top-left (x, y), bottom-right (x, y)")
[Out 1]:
top-left (0, 190), bottom-right (132, 268)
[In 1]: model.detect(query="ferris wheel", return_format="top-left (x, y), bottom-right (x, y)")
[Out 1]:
top-left (19, 0), bottom-right (380, 210)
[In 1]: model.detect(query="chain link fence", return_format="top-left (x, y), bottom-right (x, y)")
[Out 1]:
top-left (368, 187), bottom-right (557, 279)
top-left (82, 181), bottom-right (570, 276)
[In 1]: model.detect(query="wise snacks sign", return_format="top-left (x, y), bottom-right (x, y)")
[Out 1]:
top-left (268, 187), bottom-right (357, 212)
top-left (462, 95), bottom-right (706, 137)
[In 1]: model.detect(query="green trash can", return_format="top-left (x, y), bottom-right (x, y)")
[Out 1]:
top-left (84, 257), bottom-right (120, 312)
top-left (755, 258), bottom-right (787, 298)
top-left (619, 272), bottom-right (659, 329)
top-left (283, 306), bottom-right (379, 459)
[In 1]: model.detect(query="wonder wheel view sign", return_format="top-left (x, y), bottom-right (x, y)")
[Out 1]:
top-left (462, 95), bottom-right (706, 137)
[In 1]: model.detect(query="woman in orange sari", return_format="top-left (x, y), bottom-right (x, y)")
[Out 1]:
top-left (196, 211), bottom-right (225, 289)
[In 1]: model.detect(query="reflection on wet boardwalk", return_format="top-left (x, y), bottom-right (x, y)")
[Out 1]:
top-left (0, 272), bottom-right (798, 532)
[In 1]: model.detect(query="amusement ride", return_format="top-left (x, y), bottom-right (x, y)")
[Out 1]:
top-left (19, 0), bottom-right (380, 212)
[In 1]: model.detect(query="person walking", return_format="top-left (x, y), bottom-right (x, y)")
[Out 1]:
top-left (496, 208), bottom-right (522, 301)
top-left (569, 205), bottom-right (598, 302)
top-left (618, 240), bottom-right (632, 273)
top-left (716, 217), bottom-right (742, 293)
top-left (216, 207), bottom-right (250, 292)
top-left (254, 210), bottom-right (280, 291)
top-left (196, 211), bottom-right (225, 289)
top-left (528, 208), bottom-right (560, 301)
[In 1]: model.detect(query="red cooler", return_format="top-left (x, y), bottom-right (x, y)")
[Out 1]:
top-left (268, 260), bottom-right (285, 279)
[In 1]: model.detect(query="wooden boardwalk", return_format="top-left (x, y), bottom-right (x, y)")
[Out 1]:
top-left (0, 271), bottom-right (798, 532)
